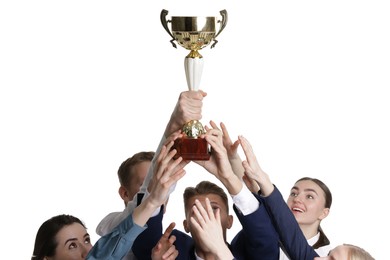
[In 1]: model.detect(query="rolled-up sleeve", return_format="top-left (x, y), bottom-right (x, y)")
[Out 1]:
top-left (87, 214), bottom-right (146, 260)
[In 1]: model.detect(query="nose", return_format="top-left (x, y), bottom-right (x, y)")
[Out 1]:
top-left (293, 194), bottom-right (302, 203)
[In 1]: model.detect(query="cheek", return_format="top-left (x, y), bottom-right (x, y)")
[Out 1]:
top-left (306, 203), bottom-right (324, 216)
top-left (219, 213), bottom-right (230, 227)
top-left (184, 212), bottom-right (195, 226)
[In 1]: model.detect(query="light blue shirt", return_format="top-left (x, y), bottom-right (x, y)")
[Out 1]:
top-left (87, 214), bottom-right (146, 260)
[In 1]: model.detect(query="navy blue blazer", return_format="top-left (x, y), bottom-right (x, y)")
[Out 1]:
top-left (263, 186), bottom-right (320, 260)
top-left (132, 193), bottom-right (279, 260)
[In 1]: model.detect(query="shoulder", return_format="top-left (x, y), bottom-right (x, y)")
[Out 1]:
top-left (172, 230), bottom-right (194, 252)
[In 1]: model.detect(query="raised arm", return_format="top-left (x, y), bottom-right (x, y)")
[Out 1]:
top-left (87, 140), bottom-right (187, 260)
top-left (139, 90), bottom-right (207, 196)
top-left (132, 140), bottom-right (187, 226)
top-left (96, 90), bottom-right (206, 235)
top-left (238, 135), bottom-right (274, 196)
top-left (219, 121), bottom-right (260, 193)
top-left (194, 121), bottom-right (242, 195)
top-left (238, 135), bottom-right (319, 260)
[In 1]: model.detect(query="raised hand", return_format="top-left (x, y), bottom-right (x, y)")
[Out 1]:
top-left (219, 122), bottom-right (241, 162)
top-left (151, 222), bottom-right (178, 260)
top-left (189, 198), bottom-right (234, 260)
top-left (165, 90), bottom-right (207, 138)
top-left (147, 139), bottom-right (188, 209)
top-left (239, 135), bottom-right (273, 196)
top-left (194, 120), bottom-right (242, 195)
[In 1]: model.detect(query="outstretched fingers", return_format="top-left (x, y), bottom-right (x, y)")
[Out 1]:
top-left (152, 222), bottom-right (178, 260)
top-left (162, 222), bottom-right (175, 240)
top-left (238, 135), bottom-right (261, 183)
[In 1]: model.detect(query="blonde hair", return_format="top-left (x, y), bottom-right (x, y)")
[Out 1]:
top-left (346, 244), bottom-right (375, 260)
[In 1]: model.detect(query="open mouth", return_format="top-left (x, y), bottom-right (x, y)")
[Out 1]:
top-left (292, 207), bottom-right (305, 213)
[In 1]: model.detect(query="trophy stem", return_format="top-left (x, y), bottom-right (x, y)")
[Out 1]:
top-left (184, 53), bottom-right (204, 91)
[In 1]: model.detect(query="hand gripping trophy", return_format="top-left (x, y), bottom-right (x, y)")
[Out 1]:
top-left (161, 9), bottom-right (228, 160)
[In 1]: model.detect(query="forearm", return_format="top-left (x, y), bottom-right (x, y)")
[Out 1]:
top-left (139, 134), bottom-right (166, 195)
top-left (219, 171), bottom-right (243, 196)
top-left (164, 112), bottom-right (182, 139)
top-left (132, 196), bottom-right (160, 227)
top-left (230, 157), bottom-right (245, 180)
top-left (255, 171), bottom-right (274, 197)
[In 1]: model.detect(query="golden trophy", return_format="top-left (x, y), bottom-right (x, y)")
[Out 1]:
top-left (161, 9), bottom-right (228, 160)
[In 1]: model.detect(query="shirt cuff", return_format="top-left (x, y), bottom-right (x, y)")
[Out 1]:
top-left (231, 185), bottom-right (259, 215)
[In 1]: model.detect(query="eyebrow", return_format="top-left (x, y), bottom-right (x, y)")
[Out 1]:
top-left (64, 233), bottom-right (90, 245)
top-left (291, 186), bottom-right (319, 195)
top-left (65, 238), bottom-right (77, 245)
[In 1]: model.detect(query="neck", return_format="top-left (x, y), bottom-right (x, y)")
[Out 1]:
top-left (299, 222), bottom-right (320, 240)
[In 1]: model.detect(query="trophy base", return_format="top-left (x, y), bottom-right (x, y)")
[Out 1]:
top-left (173, 137), bottom-right (210, 160)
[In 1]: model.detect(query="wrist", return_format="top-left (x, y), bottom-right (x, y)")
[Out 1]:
top-left (220, 173), bottom-right (242, 195)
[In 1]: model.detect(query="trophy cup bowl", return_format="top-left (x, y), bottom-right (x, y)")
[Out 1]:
top-left (161, 9), bottom-right (227, 160)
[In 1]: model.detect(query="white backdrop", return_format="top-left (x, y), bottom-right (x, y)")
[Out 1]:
top-left (1, 1), bottom-right (389, 259)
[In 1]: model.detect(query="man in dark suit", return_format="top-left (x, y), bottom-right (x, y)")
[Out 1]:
top-left (132, 122), bottom-right (280, 260)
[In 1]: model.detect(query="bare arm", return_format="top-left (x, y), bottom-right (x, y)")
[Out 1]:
top-left (132, 140), bottom-right (188, 226)
top-left (195, 121), bottom-right (242, 195)
top-left (219, 121), bottom-right (260, 193)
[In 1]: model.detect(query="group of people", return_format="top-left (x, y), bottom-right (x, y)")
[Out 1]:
top-left (31, 90), bottom-right (375, 260)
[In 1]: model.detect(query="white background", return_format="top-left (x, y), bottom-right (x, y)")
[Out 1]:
top-left (1, 1), bottom-right (389, 259)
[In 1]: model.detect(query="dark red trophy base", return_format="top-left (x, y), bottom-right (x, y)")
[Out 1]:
top-left (173, 137), bottom-right (210, 160)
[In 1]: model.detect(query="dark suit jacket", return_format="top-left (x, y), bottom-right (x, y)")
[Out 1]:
top-left (263, 186), bottom-right (320, 260)
top-left (132, 193), bottom-right (279, 260)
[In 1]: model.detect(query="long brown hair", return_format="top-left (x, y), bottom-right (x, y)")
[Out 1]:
top-left (31, 214), bottom-right (86, 260)
top-left (295, 177), bottom-right (332, 249)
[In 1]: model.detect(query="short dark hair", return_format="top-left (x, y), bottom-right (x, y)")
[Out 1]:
top-left (31, 214), bottom-right (86, 260)
top-left (117, 151), bottom-right (155, 187)
top-left (183, 180), bottom-right (229, 214)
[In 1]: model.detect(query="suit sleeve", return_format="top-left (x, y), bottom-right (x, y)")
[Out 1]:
top-left (131, 206), bottom-right (164, 260)
top-left (263, 186), bottom-right (319, 260)
top-left (230, 193), bottom-right (280, 260)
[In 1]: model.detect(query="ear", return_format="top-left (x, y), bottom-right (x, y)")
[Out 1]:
top-left (319, 208), bottom-right (330, 221)
top-left (118, 186), bottom-right (128, 201)
top-left (226, 214), bottom-right (234, 229)
top-left (183, 219), bottom-right (190, 233)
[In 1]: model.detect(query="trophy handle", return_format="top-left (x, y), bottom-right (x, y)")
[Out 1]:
top-left (211, 9), bottom-right (228, 49)
top-left (160, 9), bottom-right (177, 48)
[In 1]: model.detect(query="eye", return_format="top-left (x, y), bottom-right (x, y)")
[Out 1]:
top-left (69, 242), bottom-right (77, 249)
top-left (211, 206), bottom-right (219, 212)
top-left (306, 194), bottom-right (314, 199)
top-left (289, 191), bottom-right (297, 197)
top-left (85, 236), bottom-right (91, 244)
